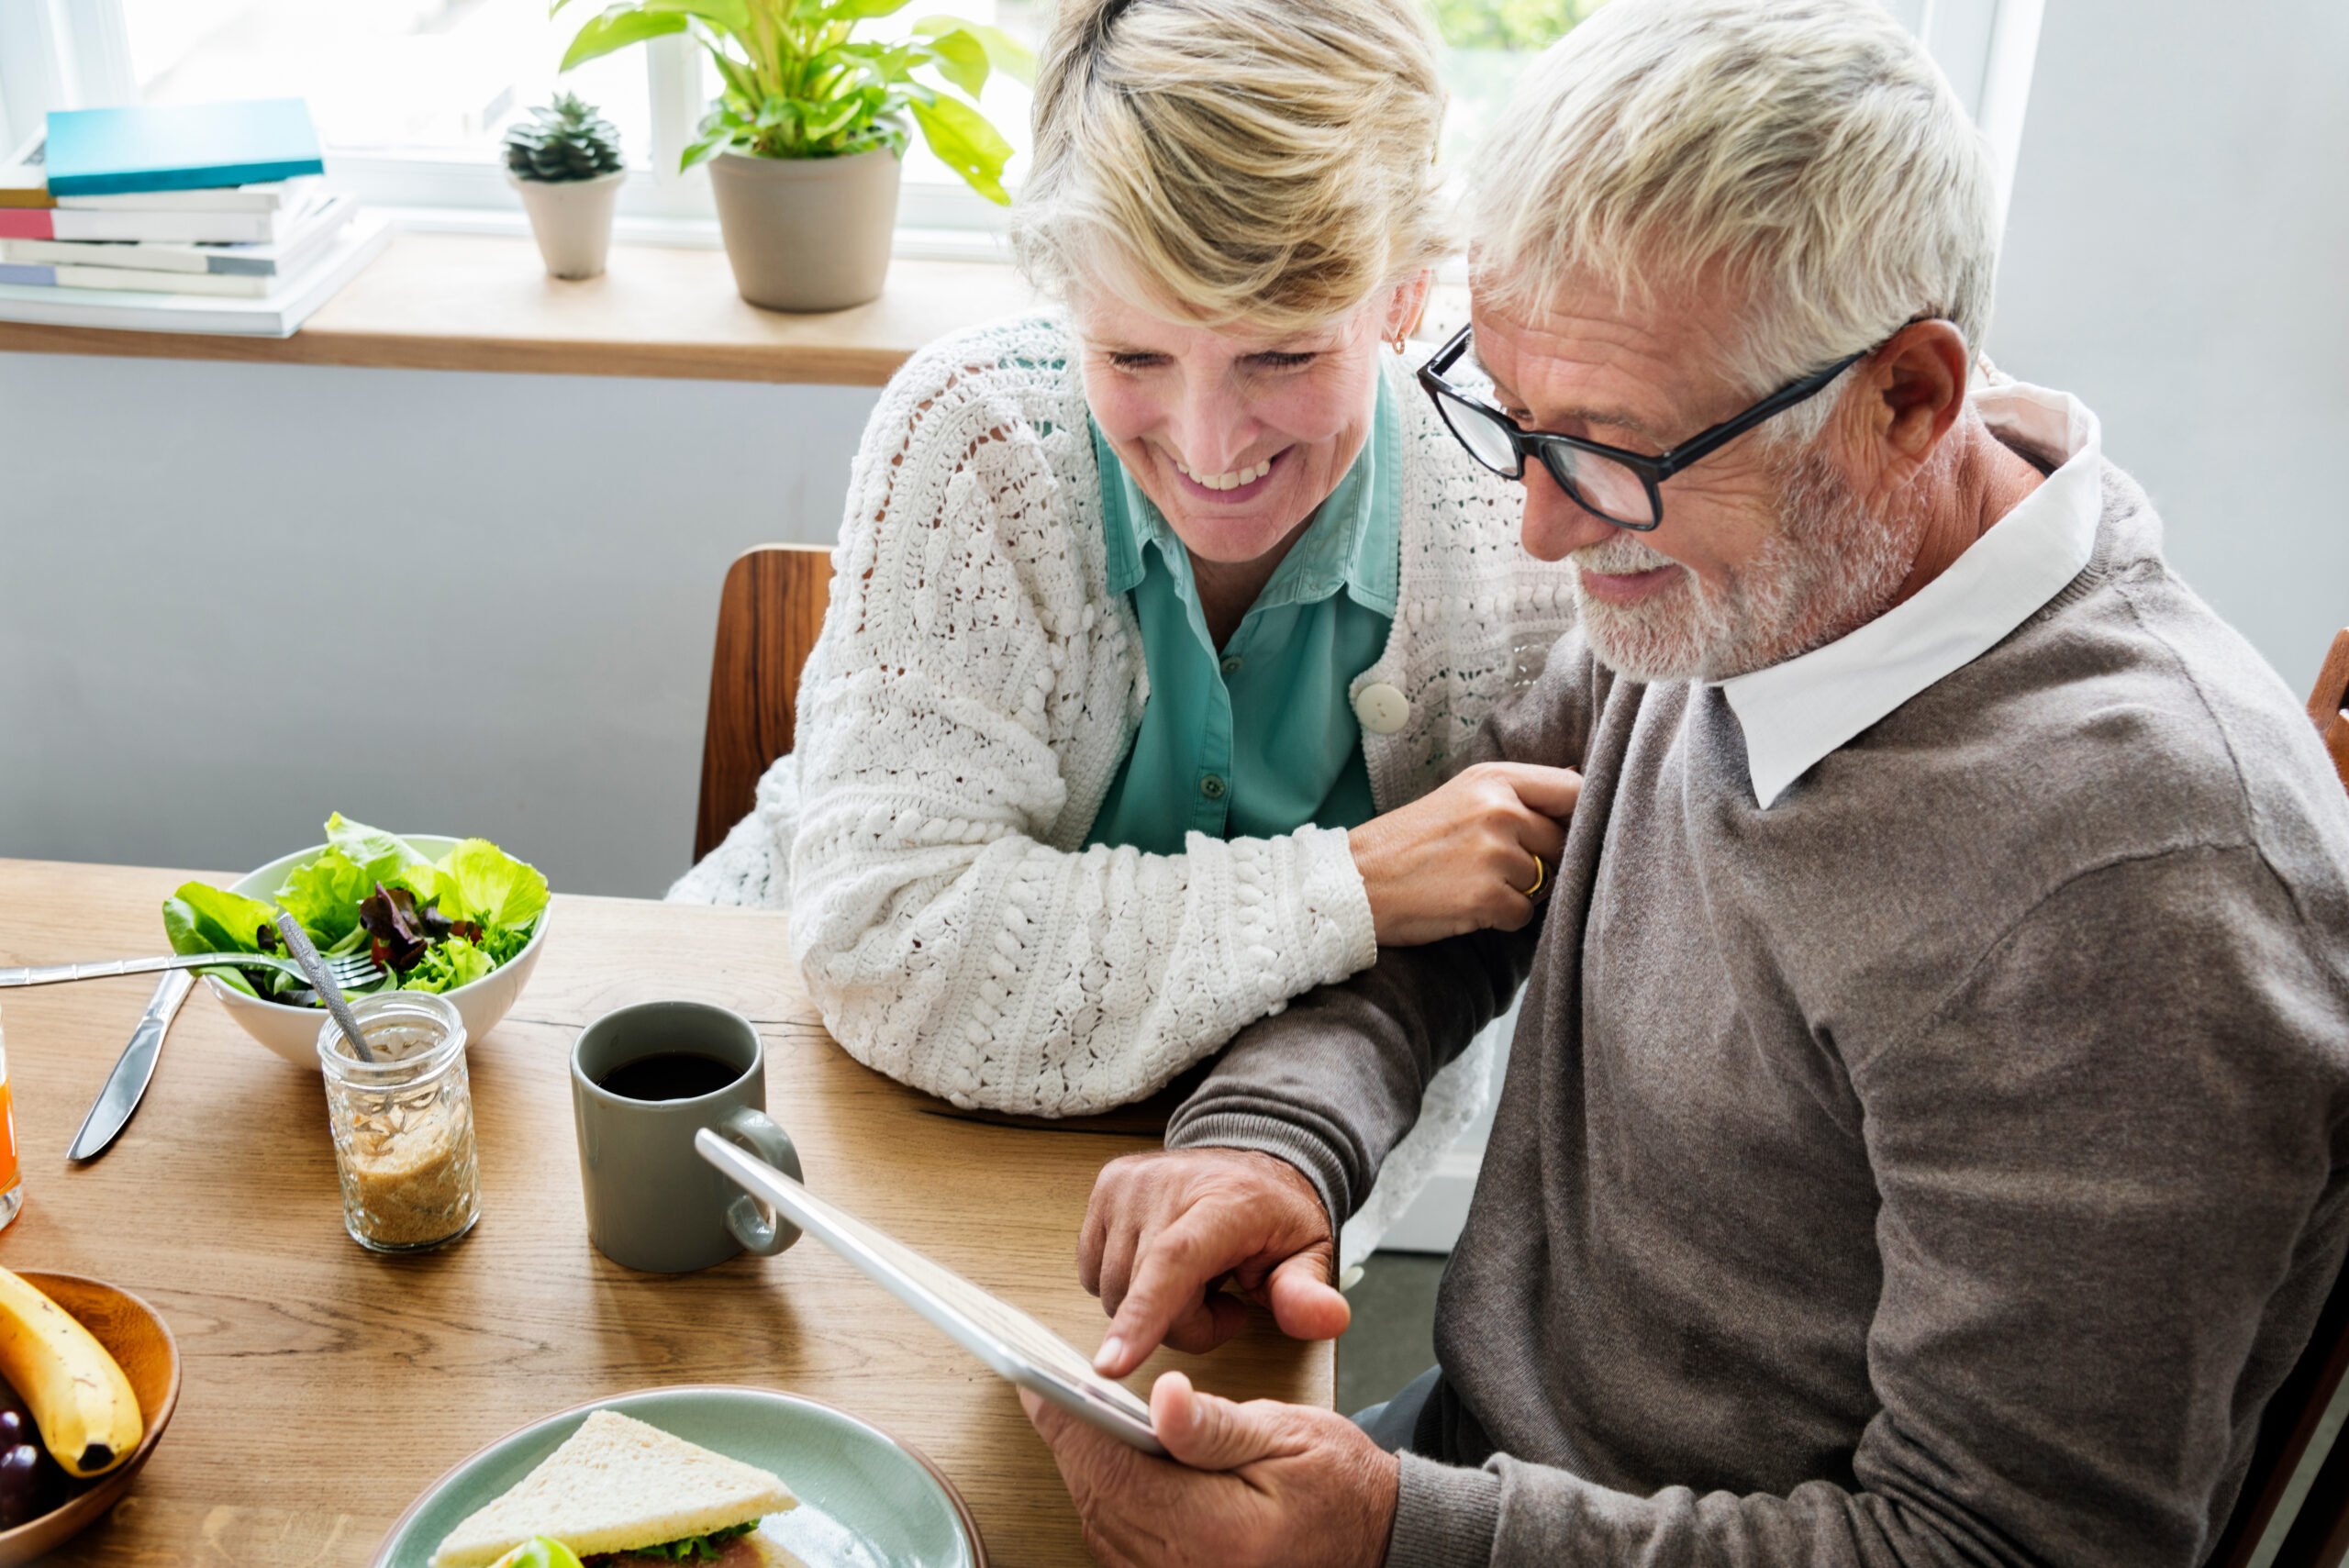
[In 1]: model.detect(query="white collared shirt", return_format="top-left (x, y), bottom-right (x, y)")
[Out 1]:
top-left (1716, 378), bottom-right (2104, 807)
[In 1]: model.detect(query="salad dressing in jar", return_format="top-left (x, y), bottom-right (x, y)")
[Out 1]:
top-left (317, 993), bottom-right (480, 1251)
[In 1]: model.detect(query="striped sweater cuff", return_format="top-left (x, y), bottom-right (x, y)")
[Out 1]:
top-left (1385, 1452), bottom-right (1502, 1568)
top-left (1163, 1110), bottom-right (1351, 1240)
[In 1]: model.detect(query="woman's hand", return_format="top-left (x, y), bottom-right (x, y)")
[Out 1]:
top-left (1346, 762), bottom-right (1581, 945)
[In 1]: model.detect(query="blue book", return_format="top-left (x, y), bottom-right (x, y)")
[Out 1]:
top-left (0, 262), bottom-right (52, 286)
top-left (43, 99), bottom-right (324, 198)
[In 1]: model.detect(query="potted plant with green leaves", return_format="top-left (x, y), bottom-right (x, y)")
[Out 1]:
top-left (505, 92), bottom-right (627, 280)
top-left (555, 0), bottom-right (1031, 312)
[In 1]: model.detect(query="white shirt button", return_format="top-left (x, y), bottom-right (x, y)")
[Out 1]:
top-left (1353, 682), bottom-right (1410, 736)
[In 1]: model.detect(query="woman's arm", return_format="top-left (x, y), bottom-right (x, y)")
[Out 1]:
top-left (788, 339), bottom-right (1378, 1114)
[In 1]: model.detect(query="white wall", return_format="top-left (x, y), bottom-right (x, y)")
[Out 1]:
top-left (1987, 0), bottom-right (2349, 689)
top-left (1, 355), bottom-right (876, 895)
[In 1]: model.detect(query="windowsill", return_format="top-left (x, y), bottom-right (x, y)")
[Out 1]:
top-left (0, 227), bottom-right (1041, 387)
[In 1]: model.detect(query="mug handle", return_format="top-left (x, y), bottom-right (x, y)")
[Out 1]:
top-left (717, 1106), bottom-right (803, 1257)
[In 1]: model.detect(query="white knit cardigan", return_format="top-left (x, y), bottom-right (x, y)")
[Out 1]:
top-left (673, 314), bottom-right (1576, 1262)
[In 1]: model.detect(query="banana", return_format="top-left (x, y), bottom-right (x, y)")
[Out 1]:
top-left (0, 1266), bottom-right (140, 1478)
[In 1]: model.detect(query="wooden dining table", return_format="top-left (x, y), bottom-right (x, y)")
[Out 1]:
top-left (0, 857), bottom-right (1333, 1566)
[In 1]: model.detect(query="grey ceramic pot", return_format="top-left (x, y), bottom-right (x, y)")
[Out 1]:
top-left (707, 146), bottom-right (901, 313)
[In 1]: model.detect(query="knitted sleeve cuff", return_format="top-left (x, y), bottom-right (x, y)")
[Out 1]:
top-left (1163, 1110), bottom-right (1352, 1240)
top-left (1385, 1452), bottom-right (1503, 1568)
top-left (1292, 823), bottom-right (1380, 984)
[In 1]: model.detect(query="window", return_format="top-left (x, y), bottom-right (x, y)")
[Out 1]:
top-left (118, 0), bottom-right (652, 161)
top-left (11, 0), bottom-right (1032, 241)
top-left (10, 0), bottom-right (2037, 250)
top-left (1431, 0), bottom-right (2036, 183)
top-left (1431, 0), bottom-right (1609, 168)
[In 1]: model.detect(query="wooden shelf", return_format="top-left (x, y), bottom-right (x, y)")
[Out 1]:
top-left (0, 230), bottom-right (1041, 386)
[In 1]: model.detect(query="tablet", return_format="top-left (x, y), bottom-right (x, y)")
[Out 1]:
top-left (696, 1128), bottom-right (1167, 1456)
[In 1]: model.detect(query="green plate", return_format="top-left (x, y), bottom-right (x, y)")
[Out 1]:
top-left (371, 1385), bottom-right (985, 1568)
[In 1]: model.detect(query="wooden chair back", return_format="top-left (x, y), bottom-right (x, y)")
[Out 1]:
top-left (2310, 628), bottom-right (2349, 794)
top-left (2205, 628), bottom-right (2349, 1568)
top-left (694, 543), bottom-right (835, 863)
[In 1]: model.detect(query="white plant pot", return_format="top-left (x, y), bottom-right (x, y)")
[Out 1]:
top-left (510, 169), bottom-right (624, 280)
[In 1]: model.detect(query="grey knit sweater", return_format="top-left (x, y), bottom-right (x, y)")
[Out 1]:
top-left (1168, 462), bottom-right (2349, 1567)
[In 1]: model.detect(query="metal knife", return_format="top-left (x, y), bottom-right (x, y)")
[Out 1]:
top-left (67, 969), bottom-right (193, 1162)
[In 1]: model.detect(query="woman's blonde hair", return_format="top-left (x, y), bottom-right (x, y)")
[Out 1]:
top-left (1012, 0), bottom-right (1449, 332)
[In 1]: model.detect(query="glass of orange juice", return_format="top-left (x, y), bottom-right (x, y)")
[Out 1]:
top-left (0, 1009), bottom-right (20, 1230)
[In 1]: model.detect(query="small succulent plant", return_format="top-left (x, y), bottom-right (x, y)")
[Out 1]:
top-left (504, 93), bottom-right (623, 183)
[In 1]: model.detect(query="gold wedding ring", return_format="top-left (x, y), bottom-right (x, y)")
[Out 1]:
top-left (1520, 855), bottom-right (1546, 899)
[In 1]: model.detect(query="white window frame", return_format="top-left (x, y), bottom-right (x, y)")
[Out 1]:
top-left (1884, 0), bottom-right (2047, 231)
top-left (18, 0), bottom-right (2037, 264)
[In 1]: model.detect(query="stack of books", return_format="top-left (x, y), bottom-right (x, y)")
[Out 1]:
top-left (0, 98), bottom-right (391, 338)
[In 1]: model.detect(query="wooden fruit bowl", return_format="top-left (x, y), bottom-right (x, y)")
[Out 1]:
top-left (0, 1272), bottom-right (181, 1567)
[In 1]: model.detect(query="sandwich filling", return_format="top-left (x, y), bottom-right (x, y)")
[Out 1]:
top-left (582, 1522), bottom-right (760, 1563)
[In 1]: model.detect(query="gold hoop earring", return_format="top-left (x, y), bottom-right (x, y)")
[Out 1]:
top-left (1392, 295), bottom-right (1428, 355)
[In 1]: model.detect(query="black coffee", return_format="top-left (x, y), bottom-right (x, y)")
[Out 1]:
top-left (596, 1051), bottom-right (743, 1103)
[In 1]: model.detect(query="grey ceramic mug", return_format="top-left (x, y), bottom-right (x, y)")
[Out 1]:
top-left (570, 1000), bottom-right (803, 1273)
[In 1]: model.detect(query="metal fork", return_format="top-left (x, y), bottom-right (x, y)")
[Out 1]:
top-left (0, 949), bottom-right (386, 992)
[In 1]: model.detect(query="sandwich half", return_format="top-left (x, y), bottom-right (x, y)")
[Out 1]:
top-left (430, 1409), bottom-right (800, 1568)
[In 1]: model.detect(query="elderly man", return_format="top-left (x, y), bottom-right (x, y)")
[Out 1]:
top-left (1019, 1), bottom-right (2349, 1565)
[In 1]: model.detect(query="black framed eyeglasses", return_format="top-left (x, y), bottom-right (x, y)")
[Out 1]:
top-left (1416, 324), bottom-right (1867, 531)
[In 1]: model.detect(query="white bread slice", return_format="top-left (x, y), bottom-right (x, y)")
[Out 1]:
top-left (430, 1409), bottom-right (799, 1568)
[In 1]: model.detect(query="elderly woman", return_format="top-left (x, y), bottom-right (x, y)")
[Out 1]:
top-left (676, 0), bottom-right (1578, 1255)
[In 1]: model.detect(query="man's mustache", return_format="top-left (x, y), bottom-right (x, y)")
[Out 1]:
top-left (1572, 536), bottom-right (1684, 578)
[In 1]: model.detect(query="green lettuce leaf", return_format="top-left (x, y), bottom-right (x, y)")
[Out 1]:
top-left (272, 850), bottom-right (372, 947)
top-left (324, 812), bottom-right (433, 889)
top-left (438, 838), bottom-right (550, 930)
top-left (483, 918), bottom-right (538, 967)
top-left (161, 883), bottom-right (284, 998)
top-left (616, 1520), bottom-right (757, 1561)
top-left (401, 935), bottom-right (494, 994)
top-left (384, 860), bottom-right (458, 912)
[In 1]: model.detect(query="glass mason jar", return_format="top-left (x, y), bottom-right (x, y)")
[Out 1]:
top-left (316, 992), bottom-right (481, 1253)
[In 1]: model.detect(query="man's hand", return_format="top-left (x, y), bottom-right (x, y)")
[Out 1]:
top-left (1081, 1149), bottom-right (1346, 1376)
top-left (1023, 1373), bottom-right (1398, 1568)
top-left (1349, 762), bottom-right (1580, 946)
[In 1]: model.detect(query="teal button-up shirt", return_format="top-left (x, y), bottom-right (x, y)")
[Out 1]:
top-left (1084, 373), bottom-right (1400, 855)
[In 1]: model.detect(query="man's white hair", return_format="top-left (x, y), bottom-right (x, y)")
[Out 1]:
top-left (1469, 0), bottom-right (1999, 438)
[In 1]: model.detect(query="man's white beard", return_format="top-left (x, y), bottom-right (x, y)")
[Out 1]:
top-left (1571, 452), bottom-right (1916, 683)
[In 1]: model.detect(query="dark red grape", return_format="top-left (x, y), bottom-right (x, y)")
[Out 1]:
top-left (0, 1379), bottom-right (61, 1527)
top-left (0, 1442), bottom-right (47, 1529)
top-left (0, 1375), bottom-right (28, 1448)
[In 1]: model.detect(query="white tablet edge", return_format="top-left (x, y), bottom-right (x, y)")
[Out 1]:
top-left (696, 1129), bottom-right (1169, 1457)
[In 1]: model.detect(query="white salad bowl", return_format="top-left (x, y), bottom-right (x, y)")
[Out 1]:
top-left (206, 835), bottom-right (551, 1069)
